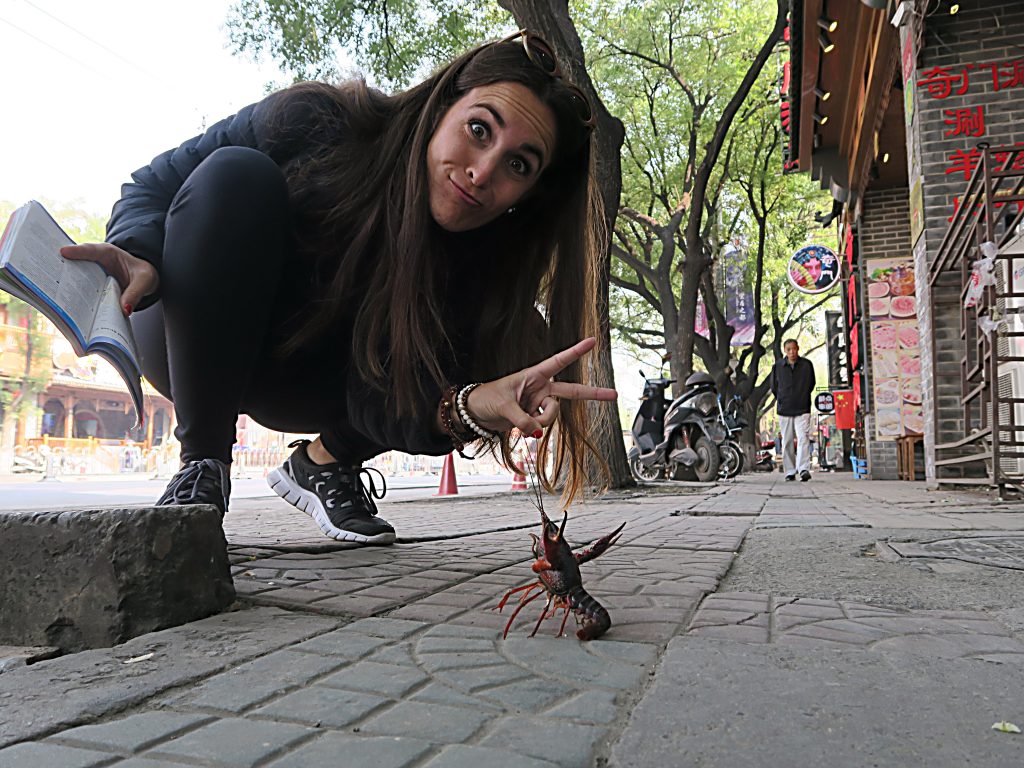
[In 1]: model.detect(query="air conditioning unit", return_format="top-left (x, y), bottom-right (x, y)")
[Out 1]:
top-left (997, 359), bottom-right (1024, 479)
top-left (994, 252), bottom-right (1024, 359)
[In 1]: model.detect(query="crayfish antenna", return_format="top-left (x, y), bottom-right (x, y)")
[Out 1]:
top-left (557, 510), bottom-right (568, 541)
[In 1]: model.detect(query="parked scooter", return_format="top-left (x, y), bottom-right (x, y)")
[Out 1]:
top-left (628, 366), bottom-right (725, 483)
top-left (715, 394), bottom-right (747, 479)
top-left (754, 439), bottom-right (776, 471)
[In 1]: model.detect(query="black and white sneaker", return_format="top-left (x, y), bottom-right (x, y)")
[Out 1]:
top-left (156, 458), bottom-right (231, 515)
top-left (267, 439), bottom-right (396, 545)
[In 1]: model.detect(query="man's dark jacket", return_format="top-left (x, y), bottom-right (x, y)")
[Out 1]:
top-left (770, 356), bottom-right (815, 416)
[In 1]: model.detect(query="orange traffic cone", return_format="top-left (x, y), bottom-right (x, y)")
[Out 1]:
top-left (510, 459), bottom-right (528, 491)
top-left (434, 452), bottom-right (459, 496)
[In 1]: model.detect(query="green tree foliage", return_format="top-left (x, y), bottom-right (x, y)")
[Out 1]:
top-left (584, 0), bottom-right (835, 442)
top-left (227, 0), bottom-right (509, 86)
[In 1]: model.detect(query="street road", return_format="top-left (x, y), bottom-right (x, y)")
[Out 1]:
top-left (0, 473), bottom-right (514, 510)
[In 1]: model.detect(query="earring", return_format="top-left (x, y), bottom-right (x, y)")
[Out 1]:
top-left (507, 206), bottom-right (516, 214)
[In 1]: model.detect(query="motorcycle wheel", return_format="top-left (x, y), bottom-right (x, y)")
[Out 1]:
top-left (629, 457), bottom-right (662, 482)
top-left (692, 436), bottom-right (721, 482)
top-left (720, 441), bottom-right (743, 479)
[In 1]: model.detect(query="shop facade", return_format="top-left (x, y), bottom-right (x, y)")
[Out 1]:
top-left (786, 0), bottom-right (1024, 492)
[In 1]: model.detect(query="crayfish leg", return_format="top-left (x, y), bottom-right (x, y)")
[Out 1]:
top-left (557, 605), bottom-right (572, 638)
top-left (528, 594), bottom-right (556, 638)
top-left (496, 581), bottom-right (541, 612)
top-left (502, 589), bottom-right (545, 639)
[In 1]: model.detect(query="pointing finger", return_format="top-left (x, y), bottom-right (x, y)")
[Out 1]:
top-left (532, 337), bottom-right (598, 380)
top-left (548, 381), bottom-right (618, 402)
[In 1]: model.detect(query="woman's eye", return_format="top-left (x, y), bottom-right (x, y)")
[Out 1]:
top-left (469, 120), bottom-right (488, 140)
top-left (509, 157), bottom-right (531, 176)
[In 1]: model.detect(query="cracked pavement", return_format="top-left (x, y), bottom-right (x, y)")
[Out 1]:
top-left (2, 473), bottom-right (1024, 767)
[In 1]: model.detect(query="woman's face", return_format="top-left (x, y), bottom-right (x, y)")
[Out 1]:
top-left (427, 82), bottom-right (557, 232)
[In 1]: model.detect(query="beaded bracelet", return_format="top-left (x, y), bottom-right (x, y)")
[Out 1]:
top-left (456, 383), bottom-right (498, 442)
top-left (439, 385), bottom-right (475, 458)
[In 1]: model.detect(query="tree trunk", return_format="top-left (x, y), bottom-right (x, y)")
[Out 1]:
top-left (674, 0), bottom-right (787, 384)
top-left (503, 0), bottom-right (632, 488)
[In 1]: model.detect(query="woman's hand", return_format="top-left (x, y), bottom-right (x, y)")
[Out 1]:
top-left (60, 243), bottom-right (160, 316)
top-left (466, 337), bottom-right (617, 437)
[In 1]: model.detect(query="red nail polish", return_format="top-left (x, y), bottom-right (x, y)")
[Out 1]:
top-left (532, 429), bottom-right (543, 439)
top-left (123, 303), bottom-right (133, 316)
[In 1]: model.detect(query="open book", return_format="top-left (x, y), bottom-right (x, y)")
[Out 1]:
top-left (0, 201), bottom-right (144, 427)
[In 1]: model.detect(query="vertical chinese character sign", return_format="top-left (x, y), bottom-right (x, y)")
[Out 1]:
top-left (865, 257), bottom-right (923, 440)
top-left (722, 243), bottom-right (755, 346)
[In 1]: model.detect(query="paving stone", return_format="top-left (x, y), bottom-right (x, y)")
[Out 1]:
top-left (415, 636), bottom-right (496, 654)
top-left (546, 689), bottom-right (621, 723)
top-left (476, 677), bottom-right (575, 710)
top-left (147, 717), bottom-right (314, 766)
top-left (585, 640), bottom-right (659, 666)
top-left (344, 618), bottom-right (427, 639)
top-left (418, 624), bottom-right (497, 640)
top-left (251, 685), bottom-right (390, 727)
top-left (290, 630), bottom-right (390, 659)
top-left (307, 595), bottom-right (399, 616)
top-left (598, 622), bottom-right (680, 643)
top-left (265, 733), bottom-right (432, 768)
top-left (165, 650), bottom-right (346, 712)
top-left (500, 638), bottom-right (646, 690)
top-left (689, 609), bottom-right (762, 628)
top-left (366, 642), bottom-right (418, 667)
top-left (360, 700), bottom-right (493, 742)
top-left (418, 651), bottom-right (508, 672)
top-left (389, 603), bottom-right (470, 623)
top-left (687, 624), bottom-right (770, 643)
top-left (319, 661), bottom-right (429, 697)
top-left (0, 742), bottom-right (115, 768)
top-left (481, 716), bottom-right (606, 768)
top-left (783, 624), bottom-right (883, 646)
top-left (0, 608), bottom-right (338, 749)
top-left (432, 663), bottom-right (532, 692)
top-left (421, 744), bottom-right (559, 768)
top-left (409, 682), bottom-right (504, 711)
top-left (46, 711), bottom-right (212, 753)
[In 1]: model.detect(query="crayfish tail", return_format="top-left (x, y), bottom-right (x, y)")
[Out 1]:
top-left (567, 586), bottom-right (611, 641)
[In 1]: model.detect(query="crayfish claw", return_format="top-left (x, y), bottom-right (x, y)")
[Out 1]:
top-left (574, 521), bottom-right (626, 565)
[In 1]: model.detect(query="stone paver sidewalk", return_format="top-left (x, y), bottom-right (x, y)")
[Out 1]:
top-left (2, 473), bottom-right (1024, 767)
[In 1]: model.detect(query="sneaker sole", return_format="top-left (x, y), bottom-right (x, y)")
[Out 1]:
top-left (267, 467), bottom-right (397, 545)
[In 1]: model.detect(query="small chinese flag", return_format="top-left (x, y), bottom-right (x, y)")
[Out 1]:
top-left (834, 389), bottom-right (856, 430)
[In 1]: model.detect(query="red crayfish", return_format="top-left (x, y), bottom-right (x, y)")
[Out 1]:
top-left (497, 507), bottom-right (625, 641)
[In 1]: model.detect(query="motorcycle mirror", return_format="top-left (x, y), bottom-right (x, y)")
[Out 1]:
top-left (639, 369), bottom-right (646, 379)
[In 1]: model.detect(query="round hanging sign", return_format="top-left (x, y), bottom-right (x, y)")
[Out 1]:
top-left (788, 244), bottom-right (841, 294)
top-left (815, 392), bottom-right (836, 414)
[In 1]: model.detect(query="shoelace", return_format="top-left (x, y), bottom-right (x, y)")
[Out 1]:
top-left (159, 458), bottom-right (229, 511)
top-left (357, 466), bottom-right (387, 511)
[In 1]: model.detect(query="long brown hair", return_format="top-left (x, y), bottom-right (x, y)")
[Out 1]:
top-left (262, 37), bottom-right (606, 503)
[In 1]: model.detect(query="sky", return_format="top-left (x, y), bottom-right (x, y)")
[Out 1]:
top-left (0, 0), bottom-right (284, 215)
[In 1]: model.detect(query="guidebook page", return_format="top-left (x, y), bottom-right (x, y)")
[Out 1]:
top-left (0, 201), bottom-right (107, 344)
top-left (90, 276), bottom-right (140, 368)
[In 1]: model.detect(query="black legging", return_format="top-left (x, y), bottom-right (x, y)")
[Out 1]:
top-left (129, 146), bottom-right (383, 465)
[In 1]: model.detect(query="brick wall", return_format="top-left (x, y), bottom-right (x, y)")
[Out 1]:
top-left (858, 187), bottom-right (912, 480)
top-left (903, 0), bottom-right (1024, 483)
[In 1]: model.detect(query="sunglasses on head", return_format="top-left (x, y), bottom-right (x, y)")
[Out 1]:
top-left (497, 30), bottom-right (596, 129)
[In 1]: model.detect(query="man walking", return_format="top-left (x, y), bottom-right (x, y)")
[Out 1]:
top-left (771, 339), bottom-right (816, 481)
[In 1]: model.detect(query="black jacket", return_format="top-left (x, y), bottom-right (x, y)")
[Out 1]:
top-left (770, 356), bottom-right (815, 416)
top-left (104, 90), bottom-right (468, 456)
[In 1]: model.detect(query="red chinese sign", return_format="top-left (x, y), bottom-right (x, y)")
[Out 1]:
top-left (918, 56), bottom-right (1024, 222)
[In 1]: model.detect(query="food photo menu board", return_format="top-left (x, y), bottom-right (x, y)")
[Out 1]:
top-left (865, 257), bottom-right (923, 440)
